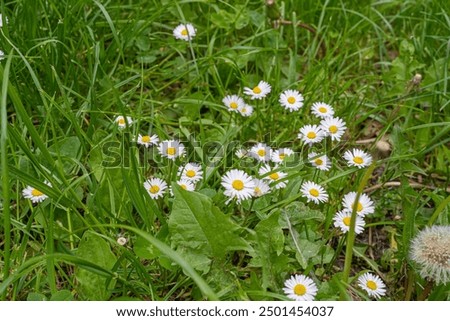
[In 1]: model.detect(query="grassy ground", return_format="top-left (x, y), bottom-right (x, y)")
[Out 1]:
top-left (0, 0), bottom-right (449, 301)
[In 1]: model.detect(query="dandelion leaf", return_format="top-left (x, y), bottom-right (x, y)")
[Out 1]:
top-left (75, 231), bottom-right (116, 300)
top-left (169, 185), bottom-right (251, 274)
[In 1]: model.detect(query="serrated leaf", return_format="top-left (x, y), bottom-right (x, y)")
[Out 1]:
top-left (250, 211), bottom-right (285, 289)
top-left (278, 201), bottom-right (324, 228)
top-left (168, 185), bottom-right (251, 274)
top-left (75, 231), bottom-right (116, 300)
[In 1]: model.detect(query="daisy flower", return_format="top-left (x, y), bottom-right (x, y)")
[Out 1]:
top-left (22, 181), bottom-right (52, 203)
top-left (243, 80), bottom-right (271, 100)
top-left (311, 102), bottom-right (334, 118)
top-left (238, 104), bottom-right (253, 117)
top-left (357, 272), bottom-right (387, 299)
top-left (308, 152), bottom-right (331, 171)
top-left (114, 115), bottom-right (133, 128)
top-left (221, 169), bottom-right (255, 203)
top-left (117, 237), bottom-right (128, 246)
top-left (178, 162), bottom-right (203, 183)
top-left (271, 148), bottom-right (294, 163)
top-left (298, 124), bottom-right (325, 145)
top-left (410, 225), bottom-right (450, 285)
top-left (250, 143), bottom-right (272, 163)
top-left (173, 23), bottom-right (196, 41)
top-left (143, 178), bottom-right (167, 199)
top-left (279, 89), bottom-right (304, 112)
top-left (283, 274), bottom-right (318, 301)
top-left (252, 179), bottom-right (271, 197)
top-left (0, 14), bottom-right (8, 28)
top-left (158, 140), bottom-right (186, 160)
top-left (176, 179), bottom-right (195, 192)
top-left (343, 148), bottom-right (372, 168)
top-left (258, 164), bottom-right (288, 189)
top-left (333, 210), bottom-right (365, 234)
top-left (0, 49), bottom-right (4, 60)
top-left (342, 191), bottom-right (375, 217)
top-left (300, 181), bottom-right (328, 204)
top-left (320, 116), bottom-right (347, 141)
top-left (222, 95), bottom-right (244, 113)
top-left (235, 148), bottom-right (249, 159)
top-left (137, 134), bottom-right (159, 147)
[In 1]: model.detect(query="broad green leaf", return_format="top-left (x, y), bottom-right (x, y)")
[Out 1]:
top-left (250, 211), bottom-right (286, 289)
top-left (278, 201), bottom-right (324, 228)
top-left (27, 293), bottom-right (47, 301)
top-left (168, 185), bottom-right (251, 274)
top-left (50, 290), bottom-right (74, 301)
top-left (75, 231), bottom-right (116, 300)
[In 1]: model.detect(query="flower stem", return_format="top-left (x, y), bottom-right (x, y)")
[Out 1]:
top-left (340, 163), bottom-right (376, 300)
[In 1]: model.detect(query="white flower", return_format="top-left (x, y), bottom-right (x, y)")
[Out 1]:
top-left (410, 225), bottom-right (450, 285)
top-left (221, 169), bottom-right (255, 203)
top-left (22, 181), bottom-right (52, 203)
top-left (283, 274), bottom-right (318, 301)
top-left (252, 179), bottom-right (271, 197)
top-left (320, 116), bottom-right (347, 141)
top-left (300, 181), bottom-right (328, 204)
top-left (311, 102), bottom-right (334, 118)
top-left (176, 179), bottom-right (195, 192)
top-left (279, 89), bottom-right (304, 112)
top-left (235, 148), bottom-right (249, 159)
top-left (298, 124), bottom-right (325, 145)
top-left (117, 237), bottom-right (128, 246)
top-left (158, 140), bottom-right (186, 160)
top-left (308, 152), bottom-right (331, 171)
top-left (0, 49), bottom-right (4, 61)
top-left (143, 178), bottom-right (167, 199)
top-left (357, 272), bottom-right (387, 299)
top-left (222, 95), bottom-right (245, 113)
top-left (238, 104), bottom-right (253, 117)
top-left (250, 143), bottom-right (272, 163)
top-left (173, 23), bottom-right (196, 41)
top-left (258, 164), bottom-right (288, 189)
top-left (137, 134), bottom-right (159, 147)
top-left (271, 148), bottom-right (294, 163)
top-left (343, 148), bottom-right (372, 168)
top-left (178, 162), bottom-right (203, 183)
top-left (333, 210), bottom-right (365, 234)
top-left (115, 115), bottom-right (133, 128)
top-left (0, 14), bottom-right (8, 28)
top-left (342, 191), bottom-right (375, 217)
top-left (243, 80), bottom-right (271, 100)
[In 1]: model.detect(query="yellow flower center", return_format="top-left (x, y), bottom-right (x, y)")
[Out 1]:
top-left (314, 158), bottom-right (323, 166)
top-left (318, 106), bottom-right (327, 113)
top-left (180, 184), bottom-right (187, 190)
top-left (181, 28), bottom-right (188, 36)
top-left (149, 185), bottom-right (160, 194)
top-left (343, 217), bottom-right (351, 226)
top-left (293, 284), bottom-right (306, 296)
top-left (167, 147), bottom-right (176, 156)
top-left (353, 156), bottom-right (364, 164)
top-left (141, 135), bottom-right (151, 143)
top-left (252, 86), bottom-right (262, 94)
top-left (279, 153), bottom-right (286, 160)
top-left (307, 131), bottom-right (316, 139)
top-left (287, 96), bottom-right (296, 104)
top-left (353, 202), bottom-right (363, 212)
top-left (186, 169), bottom-right (196, 178)
top-left (118, 118), bottom-right (125, 125)
top-left (329, 125), bottom-right (338, 134)
top-left (257, 149), bottom-right (266, 157)
top-left (269, 173), bottom-right (279, 180)
top-left (367, 280), bottom-right (378, 290)
top-left (31, 188), bottom-right (44, 197)
top-left (232, 179), bottom-right (244, 191)
top-left (254, 187), bottom-right (261, 194)
top-left (309, 188), bottom-right (319, 197)
top-left (230, 102), bottom-right (238, 109)
top-left (241, 108), bottom-right (247, 113)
